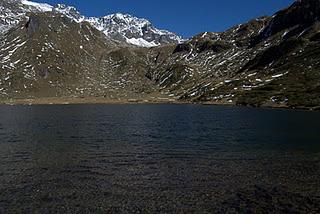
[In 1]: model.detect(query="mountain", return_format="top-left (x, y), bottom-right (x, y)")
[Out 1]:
top-left (0, 0), bottom-right (52, 34)
top-left (0, 11), bottom-right (163, 100)
top-left (86, 13), bottom-right (184, 47)
top-left (144, 0), bottom-right (320, 109)
top-left (0, 0), bottom-right (184, 47)
top-left (0, 0), bottom-right (320, 109)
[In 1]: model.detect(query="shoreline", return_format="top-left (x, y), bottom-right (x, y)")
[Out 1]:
top-left (0, 97), bottom-right (186, 106)
top-left (0, 97), bottom-right (319, 112)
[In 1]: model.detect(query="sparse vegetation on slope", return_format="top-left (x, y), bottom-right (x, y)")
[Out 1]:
top-left (1, 0), bottom-right (320, 109)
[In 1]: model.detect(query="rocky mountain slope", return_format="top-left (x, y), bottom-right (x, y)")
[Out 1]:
top-left (0, 0), bottom-right (52, 34)
top-left (0, 0), bottom-right (183, 47)
top-left (144, 0), bottom-right (320, 109)
top-left (0, 12), bottom-right (164, 101)
top-left (1, 0), bottom-right (320, 109)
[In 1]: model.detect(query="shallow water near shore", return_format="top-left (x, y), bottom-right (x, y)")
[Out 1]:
top-left (0, 104), bottom-right (319, 213)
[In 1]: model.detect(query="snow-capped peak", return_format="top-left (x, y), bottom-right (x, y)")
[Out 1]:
top-left (1, 0), bottom-right (184, 47)
top-left (103, 13), bottom-right (152, 27)
top-left (89, 13), bottom-right (184, 47)
top-left (53, 4), bottom-right (85, 23)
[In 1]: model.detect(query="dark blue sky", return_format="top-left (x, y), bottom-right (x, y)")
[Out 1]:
top-left (33, 0), bottom-right (295, 38)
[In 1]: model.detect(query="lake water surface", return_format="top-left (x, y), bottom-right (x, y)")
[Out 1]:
top-left (0, 104), bottom-right (319, 213)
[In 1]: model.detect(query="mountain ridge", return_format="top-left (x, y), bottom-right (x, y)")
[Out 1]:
top-left (1, 0), bottom-right (320, 110)
top-left (0, 0), bottom-right (184, 47)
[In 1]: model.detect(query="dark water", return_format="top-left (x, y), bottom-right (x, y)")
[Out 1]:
top-left (0, 104), bottom-right (319, 213)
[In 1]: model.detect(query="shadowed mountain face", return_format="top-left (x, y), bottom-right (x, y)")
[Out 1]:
top-left (1, 0), bottom-right (320, 109)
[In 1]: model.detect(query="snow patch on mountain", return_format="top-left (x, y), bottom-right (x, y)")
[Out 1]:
top-left (126, 38), bottom-right (158, 47)
top-left (21, 0), bottom-right (53, 12)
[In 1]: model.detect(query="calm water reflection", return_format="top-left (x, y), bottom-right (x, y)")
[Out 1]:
top-left (0, 104), bottom-right (319, 213)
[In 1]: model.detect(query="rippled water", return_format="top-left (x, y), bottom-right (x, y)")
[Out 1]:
top-left (0, 104), bottom-right (319, 213)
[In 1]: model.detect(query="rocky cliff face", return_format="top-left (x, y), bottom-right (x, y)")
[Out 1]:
top-left (1, 0), bottom-right (320, 109)
top-left (0, 0), bottom-right (52, 34)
